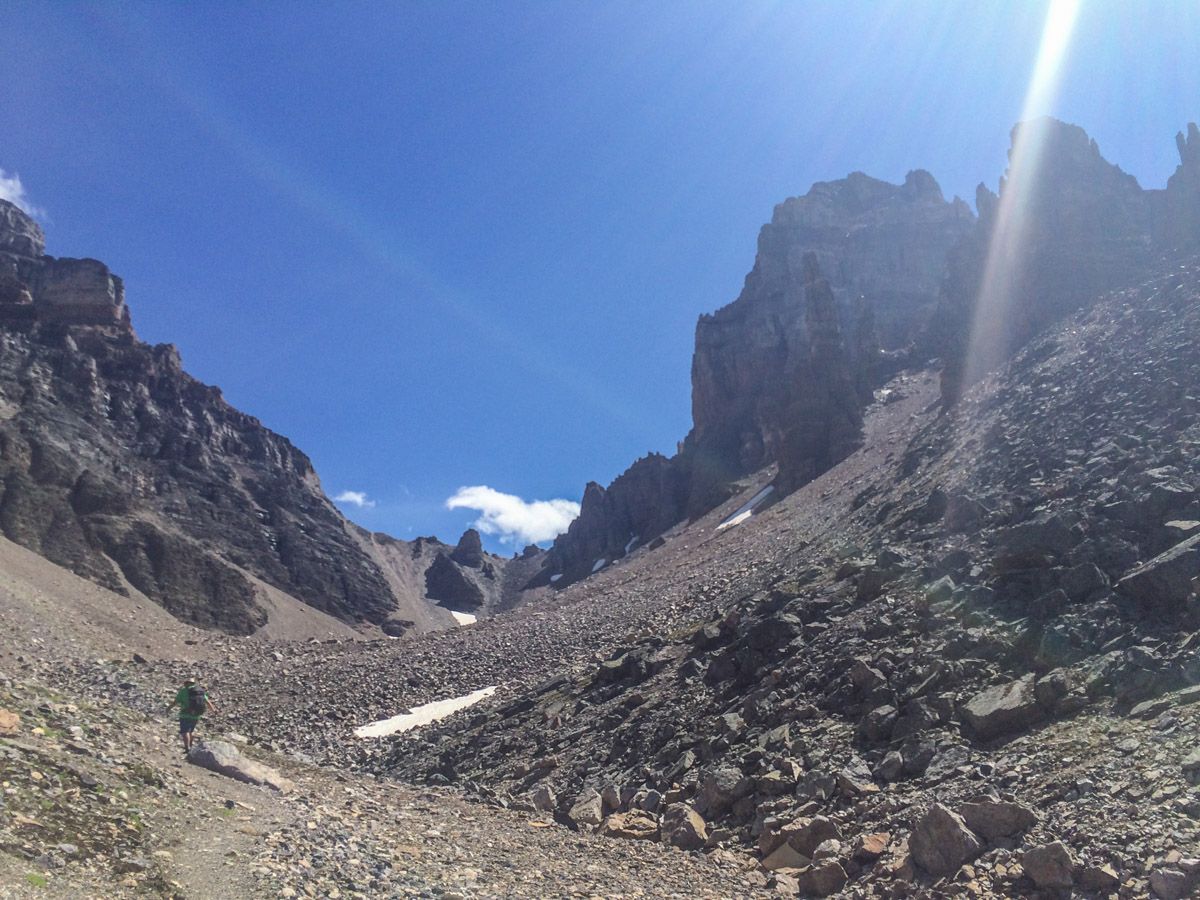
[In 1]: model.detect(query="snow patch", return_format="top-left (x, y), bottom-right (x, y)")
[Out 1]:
top-left (450, 610), bottom-right (477, 626)
top-left (550, 573), bottom-right (563, 583)
top-left (623, 534), bottom-right (639, 555)
top-left (354, 686), bottom-right (498, 738)
top-left (591, 558), bottom-right (607, 573)
top-left (717, 485), bottom-right (775, 530)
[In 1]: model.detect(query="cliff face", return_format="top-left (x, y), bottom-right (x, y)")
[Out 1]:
top-left (0, 203), bottom-right (131, 332)
top-left (544, 120), bottom-right (1200, 589)
top-left (0, 328), bottom-right (403, 635)
top-left (690, 171), bottom-right (972, 480)
top-left (537, 454), bottom-right (689, 585)
top-left (544, 174), bottom-right (972, 584)
top-left (1155, 121), bottom-right (1200, 252)
top-left (0, 199), bottom-right (459, 634)
top-left (937, 118), bottom-right (1199, 403)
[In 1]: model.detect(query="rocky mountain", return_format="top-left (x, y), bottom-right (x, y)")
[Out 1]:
top-left (545, 119), bottom-right (1200, 591)
top-left (937, 118), bottom-right (1200, 403)
top-left (376, 258), bottom-right (1200, 898)
top-left (689, 170), bottom-right (973, 474)
top-left (0, 198), bottom-right (542, 636)
top-left (3, 117), bottom-right (1200, 900)
top-left (542, 173), bottom-right (973, 587)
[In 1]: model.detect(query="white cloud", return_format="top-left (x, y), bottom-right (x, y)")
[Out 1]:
top-left (334, 490), bottom-right (376, 509)
top-left (446, 485), bottom-right (579, 546)
top-left (0, 169), bottom-right (42, 218)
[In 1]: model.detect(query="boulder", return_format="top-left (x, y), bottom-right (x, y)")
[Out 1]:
top-left (661, 804), bottom-right (708, 851)
top-left (958, 800), bottom-right (1038, 840)
top-left (780, 816), bottom-right (841, 859)
top-left (1149, 866), bottom-right (1192, 900)
top-left (859, 704), bottom-right (898, 742)
top-left (960, 674), bottom-right (1044, 740)
top-left (908, 804), bottom-right (982, 877)
top-left (1181, 747), bottom-right (1200, 782)
top-left (849, 658), bottom-right (887, 692)
top-left (1022, 841), bottom-right (1074, 889)
top-left (795, 861), bottom-right (848, 897)
top-left (992, 514), bottom-right (1076, 569)
top-left (1077, 864), bottom-right (1121, 892)
top-left (695, 765), bottom-right (749, 817)
top-left (0, 708), bottom-right (20, 735)
top-left (1117, 534), bottom-right (1200, 612)
top-left (187, 740), bottom-right (293, 793)
top-left (530, 784), bottom-right (556, 812)
top-left (1061, 562), bottom-right (1109, 602)
top-left (853, 832), bottom-right (890, 861)
top-left (600, 811), bottom-right (659, 842)
top-left (762, 841), bottom-right (809, 871)
top-left (568, 788), bottom-right (604, 827)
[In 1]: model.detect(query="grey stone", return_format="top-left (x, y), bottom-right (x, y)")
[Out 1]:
top-left (960, 675), bottom-right (1044, 740)
top-left (187, 741), bottom-right (293, 793)
top-left (908, 803), bottom-right (982, 877)
top-left (958, 800), bottom-right (1038, 840)
top-left (1118, 534), bottom-right (1200, 611)
top-left (660, 804), bottom-right (708, 851)
top-left (1023, 841), bottom-right (1074, 889)
top-left (568, 788), bottom-right (604, 827)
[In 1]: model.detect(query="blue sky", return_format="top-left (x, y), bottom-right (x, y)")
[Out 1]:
top-left (2, 1), bottom-right (1197, 550)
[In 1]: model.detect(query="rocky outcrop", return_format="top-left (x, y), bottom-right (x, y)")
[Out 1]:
top-left (0, 200), bottom-right (132, 332)
top-left (543, 454), bottom-right (688, 585)
top-left (0, 198), bottom-right (458, 634)
top-left (425, 552), bottom-right (486, 610)
top-left (369, 529), bottom-right (547, 621)
top-left (0, 326), bottom-right (405, 633)
top-left (449, 528), bottom-right (484, 568)
top-left (545, 174), bottom-right (972, 584)
top-left (689, 173), bottom-right (971, 481)
top-left (0, 201), bottom-right (44, 258)
top-left (936, 118), bottom-right (1190, 403)
top-left (187, 740), bottom-right (294, 793)
top-left (1155, 122), bottom-right (1200, 251)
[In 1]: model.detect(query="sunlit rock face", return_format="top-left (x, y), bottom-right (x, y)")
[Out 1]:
top-left (936, 118), bottom-right (1195, 404)
top-left (0, 197), bottom-right (408, 633)
top-left (542, 455), bottom-right (688, 586)
top-left (689, 173), bottom-right (972, 482)
top-left (0, 200), bottom-right (45, 258)
top-left (546, 176), bottom-right (972, 585)
top-left (0, 200), bottom-right (132, 332)
top-left (744, 170), bottom-right (974, 350)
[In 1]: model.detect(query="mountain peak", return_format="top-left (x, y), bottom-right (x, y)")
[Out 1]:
top-left (0, 198), bottom-right (45, 258)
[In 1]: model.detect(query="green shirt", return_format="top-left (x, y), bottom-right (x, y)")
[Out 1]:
top-left (175, 687), bottom-right (208, 722)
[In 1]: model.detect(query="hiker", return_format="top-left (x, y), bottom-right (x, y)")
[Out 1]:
top-left (169, 678), bottom-right (217, 752)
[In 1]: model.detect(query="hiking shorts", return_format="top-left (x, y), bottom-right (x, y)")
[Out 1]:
top-left (179, 719), bottom-right (198, 734)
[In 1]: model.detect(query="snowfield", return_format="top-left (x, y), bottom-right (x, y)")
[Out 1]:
top-left (354, 686), bottom-right (499, 738)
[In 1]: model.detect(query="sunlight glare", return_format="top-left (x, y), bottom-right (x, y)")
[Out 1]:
top-left (962, 0), bottom-right (1083, 388)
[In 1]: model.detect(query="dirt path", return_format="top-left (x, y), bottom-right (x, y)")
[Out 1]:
top-left (0, 672), bottom-right (768, 899)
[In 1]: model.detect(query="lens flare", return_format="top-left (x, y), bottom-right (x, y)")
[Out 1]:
top-left (963, 0), bottom-right (1083, 387)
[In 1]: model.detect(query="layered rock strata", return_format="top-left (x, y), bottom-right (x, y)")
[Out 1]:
top-left (0, 199), bottom-right (488, 634)
top-left (0, 200), bottom-right (131, 331)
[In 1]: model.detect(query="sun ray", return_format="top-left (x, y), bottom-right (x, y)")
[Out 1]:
top-left (963, 0), bottom-right (1083, 388)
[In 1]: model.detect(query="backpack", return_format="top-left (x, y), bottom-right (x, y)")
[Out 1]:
top-left (186, 685), bottom-right (208, 716)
